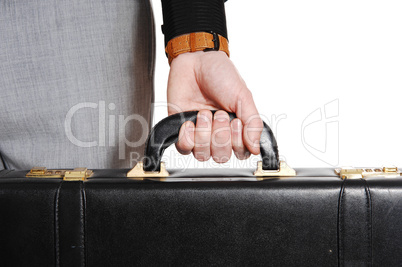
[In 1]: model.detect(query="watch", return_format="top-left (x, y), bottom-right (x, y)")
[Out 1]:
top-left (165, 31), bottom-right (229, 64)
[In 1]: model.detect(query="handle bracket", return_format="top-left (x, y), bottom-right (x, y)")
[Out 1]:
top-left (254, 161), bottom-right (296, 180)
top-left (127, 162), bottom-right (169, 179)
top-left (127, 160), bottom-right (296, 179)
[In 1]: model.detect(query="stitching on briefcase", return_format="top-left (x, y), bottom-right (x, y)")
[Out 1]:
top-left (80, 182), bottom-right (87, 267)
top-left (337, 179), bottom-right (346, 265)
top-left (338, 179), bottom-right (373, 266)
top-left (55, 181), bottom-right (63, 267)
top-left (363, 179), bottom-right (373, 265)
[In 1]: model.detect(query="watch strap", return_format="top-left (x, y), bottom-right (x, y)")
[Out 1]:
top-left (165, 32), bottom-right (229, 64)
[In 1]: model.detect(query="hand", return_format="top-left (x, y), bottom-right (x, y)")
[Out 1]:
top-left (167, 51), bottom-right (263, 163)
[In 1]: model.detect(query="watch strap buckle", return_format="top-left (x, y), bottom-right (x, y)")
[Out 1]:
top-left (203, 31), bottom-right (220, 52)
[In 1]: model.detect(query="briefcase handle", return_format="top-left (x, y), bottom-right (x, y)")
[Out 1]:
top-left (142, 111), bottom-right (279, 172)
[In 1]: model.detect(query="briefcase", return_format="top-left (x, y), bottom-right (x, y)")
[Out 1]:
top-left (1, 111), bottom-right (401, 266)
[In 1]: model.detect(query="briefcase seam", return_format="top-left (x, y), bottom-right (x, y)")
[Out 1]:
top-left (363, 179), bottom-right (373, 266)
top-left (54, 181), bottom-right (63, 267)
top-left (337, 179), bottom-right (346, 266)
top-left (80, 181), bottom-right (87, 267)
top-left (338, 179), bottom-right (373, 266)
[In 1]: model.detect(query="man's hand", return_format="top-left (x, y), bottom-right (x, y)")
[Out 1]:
top-left (167, 50), bottom-right (263, 163)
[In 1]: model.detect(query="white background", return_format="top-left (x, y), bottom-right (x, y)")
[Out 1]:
top-left (151, 0), bottom-right (402, 169)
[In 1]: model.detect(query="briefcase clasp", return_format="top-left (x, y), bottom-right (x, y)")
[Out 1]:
top-left (26, 167), bottom-right (93, 181)
top-left (335, 166), bottom-right (401, 179)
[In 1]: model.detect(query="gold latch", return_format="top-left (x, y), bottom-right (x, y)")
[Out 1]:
top-left (335, 167), bottom-right (401, 179)
top-left (26, 167), bottom-right (93, 181)
top-left (254, 161), bottom-right (297, 180)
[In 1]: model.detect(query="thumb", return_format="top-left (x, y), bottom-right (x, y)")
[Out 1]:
top-left (234, 89), bottom-right (263, 155)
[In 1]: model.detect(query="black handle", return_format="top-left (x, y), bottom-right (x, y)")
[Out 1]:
top-left (143, 111), bottom-right (279, 172)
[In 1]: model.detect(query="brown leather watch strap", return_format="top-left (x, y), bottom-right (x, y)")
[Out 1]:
top-left (165, 32), bottom-right (229, 64)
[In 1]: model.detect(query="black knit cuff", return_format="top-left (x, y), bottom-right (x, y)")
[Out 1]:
top-left (161, 0), bottom-right (228, 47)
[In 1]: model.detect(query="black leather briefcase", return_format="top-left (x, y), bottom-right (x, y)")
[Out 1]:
top-left (1, 112), bottom-right (402, 266)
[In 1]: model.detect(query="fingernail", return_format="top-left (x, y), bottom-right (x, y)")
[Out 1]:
top-left (232, 119), bottom-right (242, 133)
top-left (214, 112), bottom-right (229, 122)
top-left (197, 113), bottom-right (211, 126)
top-left (199, 114), bottom-right (208, 122)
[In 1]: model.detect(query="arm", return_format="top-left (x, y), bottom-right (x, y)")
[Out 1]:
top-left (161, 0), bottom-right (263, 162)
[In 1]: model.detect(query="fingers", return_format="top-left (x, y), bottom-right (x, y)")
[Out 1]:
top-left (235, 90), bottom-right (263, 155)
top-left (176, 110), bottom-right (255, 163)
top-left (211, 111), bottom-right (231, 163)
top-left (176, 121), bottom-right (195, 155)
top-left (231, 118), bottom-right (250, 160)
top-left (193, 110), bottom-right (212, 161)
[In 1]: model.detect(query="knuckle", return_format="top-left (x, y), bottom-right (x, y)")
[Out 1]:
top-left (197, 110), bottom-right (212, 126)
top-left (241, 88), bottom-right (253, 99)
top-left (194, 153), bottom-right (210, 162)
top-left (215, 129), bottom-right (230, 139)
top-left (195, 142), bottom-right (210, 148)
top-left (232, 143), bottom-right (244, 151)
top-left (195, 132), bottom-right (211, 145)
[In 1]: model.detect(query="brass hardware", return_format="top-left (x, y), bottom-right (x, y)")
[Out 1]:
top-left (64, 168), bottom-right (93, 181)
top-left (335, 168), bottom-right (363, 179)
top-left (27, 167), bottom-right (65, 178)
top-left (127, 161), bottom-right (295, 180)
top-left (26, 167), bottom-right (92, 181)
top-left (29, 167), bottom-right (47, 175)
top-left (384, 166), bottom-right (398, 173)
top-left (127, 162), bottom-right (170, 179)
top-left (254, 161), bottom-right (296, 180)
top-left (335, 166), bottom-right (401, 179)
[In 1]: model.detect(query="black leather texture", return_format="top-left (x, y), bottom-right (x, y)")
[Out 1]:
top-left (338, 179), bottom-right (372, 266)
top-left (0, 176), bottom-right (59, 267)
top-left (2, 169), bottom-right (401, 266)
top-left (365, 178), bottom-right (402, 266)
top-left (56, 181), bottom-right (86, 267)
top-left (143, 111), bottom-right (279, 172)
